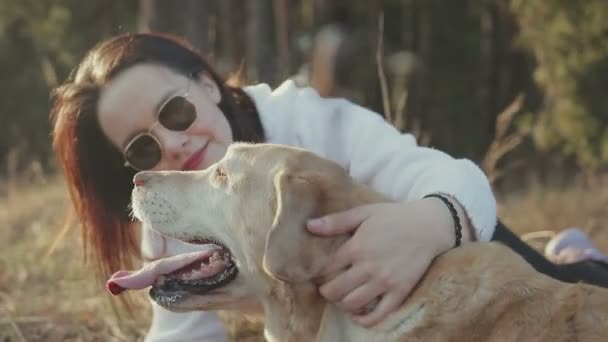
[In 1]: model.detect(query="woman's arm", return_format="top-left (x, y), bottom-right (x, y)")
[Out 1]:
top-left (247, 80), bottom-right (498, 326)
top-left (286, 84), bottom-right (497, 241)
top-left (287, 83), bottom-right (496, 327)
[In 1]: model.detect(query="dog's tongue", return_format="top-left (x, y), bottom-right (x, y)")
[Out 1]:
top-left (106, 246), bottom-right (221, 295)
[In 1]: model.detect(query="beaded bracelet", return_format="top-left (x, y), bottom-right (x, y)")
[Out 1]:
top-left (423, 193), bottom-right (463, 248)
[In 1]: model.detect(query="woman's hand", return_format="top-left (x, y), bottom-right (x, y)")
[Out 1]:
top-left (306, 197), bottom-right (472, 327)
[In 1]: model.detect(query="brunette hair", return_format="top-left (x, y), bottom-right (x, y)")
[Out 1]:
top-left (50, 33), bottom-right (265, 286)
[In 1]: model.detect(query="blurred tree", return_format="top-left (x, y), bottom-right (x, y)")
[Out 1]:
top-left (0, 0), bottom-right (137, 175)
top-left (510, 0), bottom-right (608, 168)
top-left (1, 0), bottom-right (607, 180)
top-left (245, 0), bottom-right (276, 83)
top-left (138, 0), bottom-right (210, 53)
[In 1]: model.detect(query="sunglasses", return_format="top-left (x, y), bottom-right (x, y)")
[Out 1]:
top-left (123, 79), bottom-right (197, 171)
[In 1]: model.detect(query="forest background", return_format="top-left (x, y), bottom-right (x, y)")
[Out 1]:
top-left (1, 1), bottom-right (608, 340)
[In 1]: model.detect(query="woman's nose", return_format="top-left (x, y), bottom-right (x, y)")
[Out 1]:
top-left (153, 127), bottom-right (189, 162)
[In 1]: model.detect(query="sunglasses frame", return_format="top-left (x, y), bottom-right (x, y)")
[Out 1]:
top-left (123, 76), bottom-right (196, 171)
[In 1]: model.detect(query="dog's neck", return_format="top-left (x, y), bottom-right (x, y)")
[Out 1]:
top-left (261, 281), bottom-right (327, 342)
top-left (259, 280), bottom-right (377, 342)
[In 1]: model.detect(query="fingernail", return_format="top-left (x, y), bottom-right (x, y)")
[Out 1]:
top-left (352, 316), bottom-right (372, 327)
top-left (351, 314), bottom-right (364, 324)
top-left (307, 218), bottom-right (325, 230)
top-left (318, 284), bottom-right (329, 296)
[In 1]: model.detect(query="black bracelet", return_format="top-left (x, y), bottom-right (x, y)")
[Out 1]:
top-left (423, 194), bottom-right (463, 248)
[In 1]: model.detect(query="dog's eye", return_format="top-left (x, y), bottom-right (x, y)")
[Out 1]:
top-left (215, 166), bottom-right (227, 178)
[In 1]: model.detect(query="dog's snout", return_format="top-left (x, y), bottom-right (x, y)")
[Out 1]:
top-left (133, 171), bottom-right (153, 186)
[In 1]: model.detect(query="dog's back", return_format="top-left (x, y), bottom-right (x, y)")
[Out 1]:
top-left (314, 242), bottom-right (608, 341)
top-left (375, 242), bottom-right (608, 342)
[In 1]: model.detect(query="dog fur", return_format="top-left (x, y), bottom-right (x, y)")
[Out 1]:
top-left (131, 143), bottom-right (608, 342)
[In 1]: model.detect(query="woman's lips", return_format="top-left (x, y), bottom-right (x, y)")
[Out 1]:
top-left (182, 142), bottom-right (210, 170)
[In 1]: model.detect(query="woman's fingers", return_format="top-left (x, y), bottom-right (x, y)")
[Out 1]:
top-left (339, 281), bottom-right (383, 313)
top-left (352, 290), bottom-right (405, 327)
top-left (319, 265), bottom-right (369, 302)
top-left (307, 205), bottom-right (376, 236)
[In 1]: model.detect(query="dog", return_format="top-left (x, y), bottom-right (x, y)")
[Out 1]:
top-left (108, 143), bottom-right (608, 341)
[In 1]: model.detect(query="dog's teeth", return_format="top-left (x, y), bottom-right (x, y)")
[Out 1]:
top-left (209, 252), bottom-right (221, 263)
top-left (182, 270), bottom-right (199, 280)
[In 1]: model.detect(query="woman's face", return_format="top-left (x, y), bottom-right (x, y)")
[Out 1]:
top-left (97, 63), bottom-right (233, 171)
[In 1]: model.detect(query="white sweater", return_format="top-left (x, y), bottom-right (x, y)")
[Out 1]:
top-left (141, 80), bottom-right (497, 341)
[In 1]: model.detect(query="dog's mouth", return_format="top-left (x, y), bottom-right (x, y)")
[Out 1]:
top-left (106, 240), bottom-right (238, 306)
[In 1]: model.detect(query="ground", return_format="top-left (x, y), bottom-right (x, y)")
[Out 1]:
top-left (1, 174), bottom-right (606, 341)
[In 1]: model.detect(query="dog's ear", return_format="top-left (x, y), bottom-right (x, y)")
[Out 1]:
top-left (263, 169), bottom-right (341, 283)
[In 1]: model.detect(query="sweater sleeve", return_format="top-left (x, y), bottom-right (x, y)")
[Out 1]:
top-left (288, 86), bottom-right (497, 241)
top-left (140, 226), bottom-right (229, 342)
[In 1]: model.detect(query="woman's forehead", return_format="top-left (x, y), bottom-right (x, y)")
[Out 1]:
top-left (97, 64), bottom-right (181, 149)
top-left (100, 64), bottom-right (179, 105)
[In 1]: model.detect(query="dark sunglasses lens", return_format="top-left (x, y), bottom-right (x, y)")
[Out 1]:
top-left (159, 96), bottom-right (196, 131)
top-left (125, 135), bottom-right (162, 170)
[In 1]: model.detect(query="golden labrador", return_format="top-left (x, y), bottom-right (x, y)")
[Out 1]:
top-left (108, 143), bottom-right (608, 342)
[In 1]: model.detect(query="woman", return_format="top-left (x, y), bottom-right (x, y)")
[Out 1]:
top-left (50, 32), bottom-right (607, 341)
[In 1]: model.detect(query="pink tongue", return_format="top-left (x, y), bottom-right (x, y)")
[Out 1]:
top-left (106, 246), bottom-right (220, 294)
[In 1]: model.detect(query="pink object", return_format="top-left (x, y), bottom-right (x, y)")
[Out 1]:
top-left (544, 228), bottom-right (608, 265)
top-left (106, 246), bottom-right (222, 295)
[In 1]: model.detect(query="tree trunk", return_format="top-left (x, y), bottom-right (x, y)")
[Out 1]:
top-left (273, 0), bottom-right (290, 79)
top-left (480, 0), bottom-right (501, 146)
top-left (217, 0), bottom-right (236, 74)
top-left (138, 0), bottom-right (183, 34)
top-left (245, 0), bottom-right (276, 83)
top-left (137, 0), bottom-right (210, 54)
top-left (183, 0), bottom-right (209, 53)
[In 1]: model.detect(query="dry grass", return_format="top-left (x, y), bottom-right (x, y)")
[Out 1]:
top-left (497, 176), bottom-right (608, 253)
top-left (1, 173), bottom-right (606, 341)
top-left (0, 176), bottom-right (149, 341)
top-left (0, 176), bottom-right (265, 341)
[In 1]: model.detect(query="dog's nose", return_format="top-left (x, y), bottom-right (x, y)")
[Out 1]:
top-left (133, 171), bottom-right (152, 186)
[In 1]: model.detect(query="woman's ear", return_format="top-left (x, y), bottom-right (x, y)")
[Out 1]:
top-left (198, 73), bottom-right (222, 104)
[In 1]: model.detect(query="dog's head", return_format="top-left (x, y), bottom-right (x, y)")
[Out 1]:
top-left (108, 143), bottom-right (382, 312)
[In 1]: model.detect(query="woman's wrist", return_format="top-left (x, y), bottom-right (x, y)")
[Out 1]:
top-left (421, 195), bottom-right (474, 254)
top-left (445, 196), bottom-right (474, 242)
